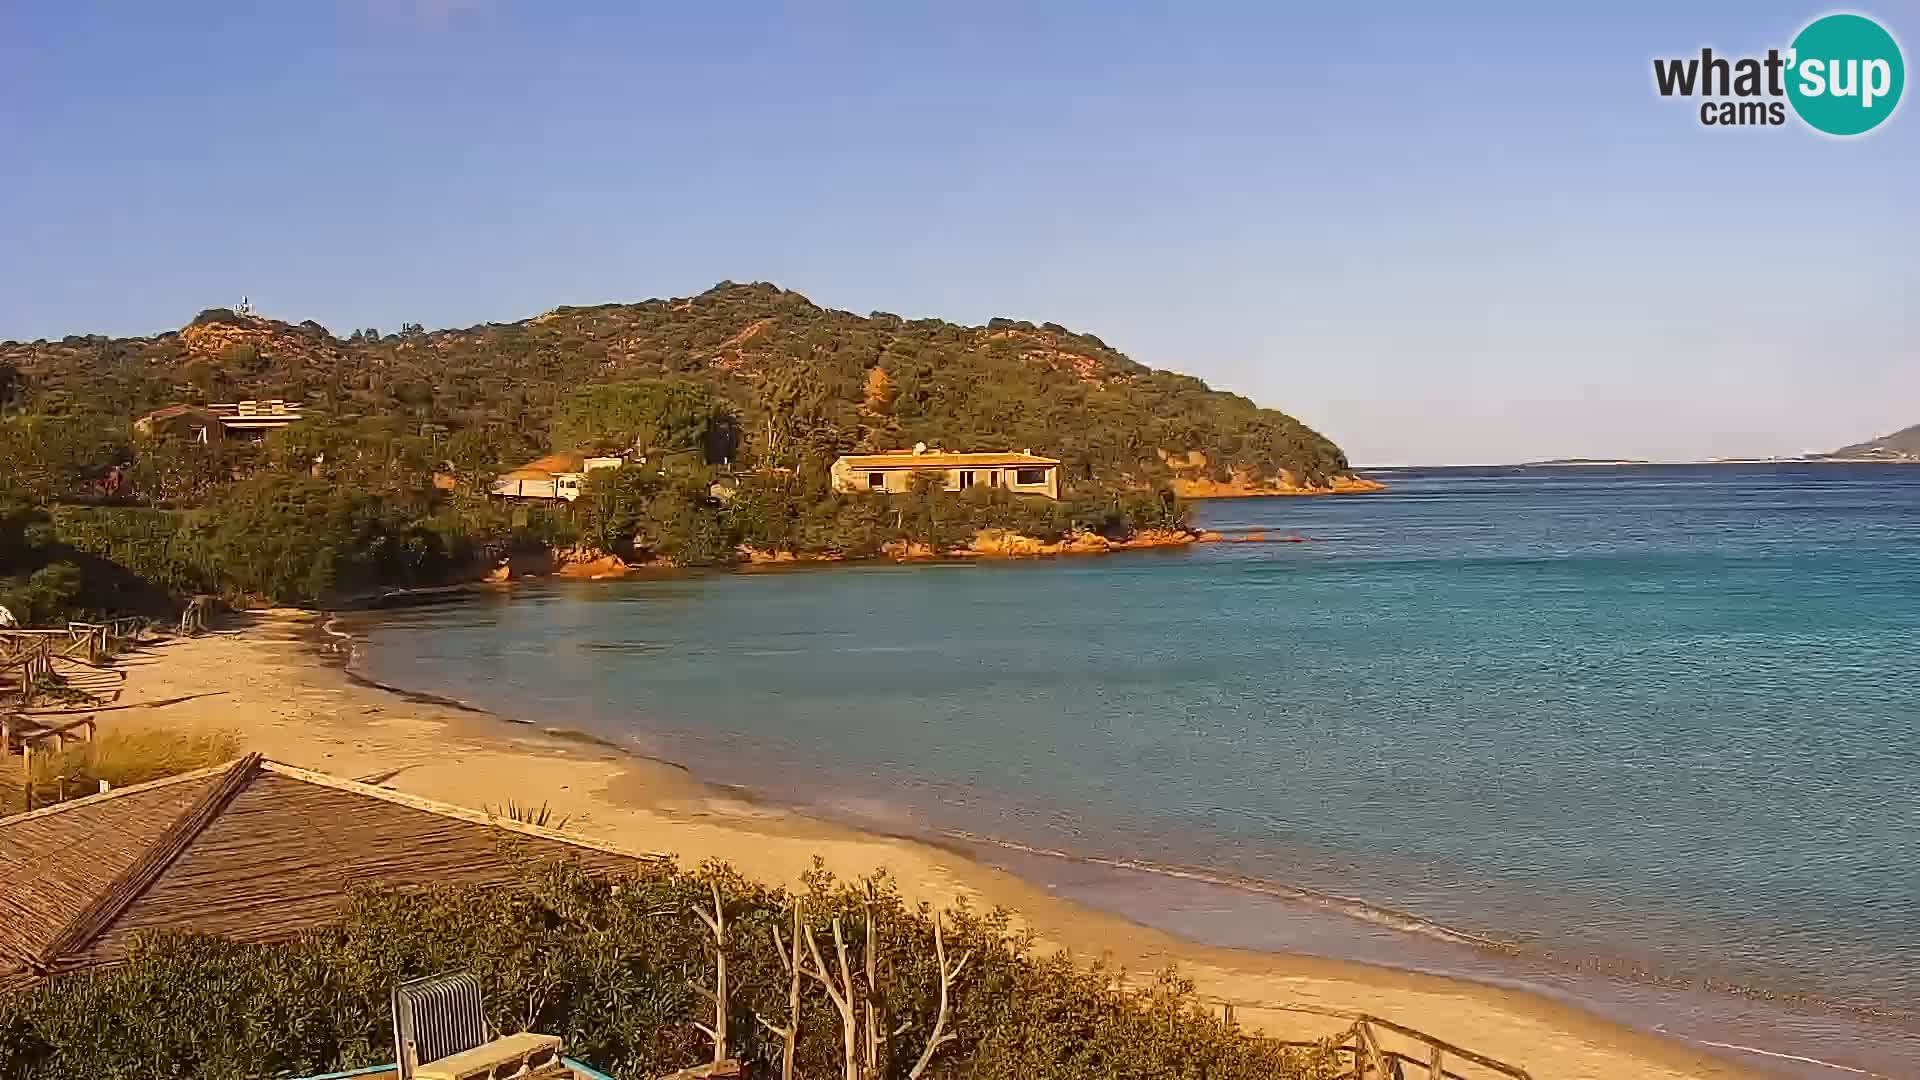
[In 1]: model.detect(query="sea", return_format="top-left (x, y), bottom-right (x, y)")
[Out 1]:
top-left (351, 464), bottom-right (1920, 1078)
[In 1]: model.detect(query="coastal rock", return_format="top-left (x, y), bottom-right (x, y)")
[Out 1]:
top-left (553, 551), bottom-right (632, 580)
top-left (737, 545), bottom-right (845, 564)
top-left (1168, 473), bottom-right (1387, 498)
top-left (1159, 453), bottom-right (1386, 498)
top-left (881, 540), bottom-right (946, 560)
top-left (1114, 528), bottom-right (1198, 550)
top-left (887, 527), bottom-right (1212, 560)
top-left (966, 529), bottom-right (1058, 557)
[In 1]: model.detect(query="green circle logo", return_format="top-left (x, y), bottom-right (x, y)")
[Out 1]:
top-left (1787, 13), bottom-right (1904, 135)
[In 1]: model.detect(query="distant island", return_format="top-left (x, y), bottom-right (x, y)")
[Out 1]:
top-left (1521, 458), bottom-right (1654, 466)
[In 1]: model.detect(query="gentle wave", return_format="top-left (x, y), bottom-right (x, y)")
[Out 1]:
top-left (1685, 1038), bottom-right (1889, 1078)
top-left (936, 828), bottom-right (1515, 950)
top-left (935, 826), bottom-right (1919, 1029)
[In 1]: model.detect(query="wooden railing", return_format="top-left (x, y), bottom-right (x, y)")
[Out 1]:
top-left (1224, 1004), bottom-right (1534, 1080)
top-left (0, 619), bottom-right (148, 709)
top-left (2, 713), bottom-right (99, 811)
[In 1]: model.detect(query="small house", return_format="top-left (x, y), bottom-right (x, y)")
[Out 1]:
top-left (489, 454), bottom-right (624, 502)
top-left (830, 447), bottom-right (1061, 499)
top-left (134, 400), bottom-right (305, 443)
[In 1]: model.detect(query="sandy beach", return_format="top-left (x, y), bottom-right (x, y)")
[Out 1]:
top-left (76, 611), bottom-right (1760, 1080)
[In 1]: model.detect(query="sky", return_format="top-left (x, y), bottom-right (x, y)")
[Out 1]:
top-left (1, 2), bottom-right (1914, 465)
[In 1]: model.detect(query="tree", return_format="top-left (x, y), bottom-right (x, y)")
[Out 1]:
top-left (637, 478), bottom-right (730, 566)
top-left (0, 416), bottom-right (127, 503)
top-left (127, 437), bottom-right (233, 507)
top-left (0, 361), bottom-right (22, 413)
top-left (0, 561), bottom-right (83, 626)
top-left (577, 464), bottom-right (661, 557)
top-left (552, 379), bottom-right (732, 459)
top-left (180, 477), bottom-right (450, 604)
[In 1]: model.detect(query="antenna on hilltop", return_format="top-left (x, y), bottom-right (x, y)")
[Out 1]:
top-left (238, 295), bottom-right (253, 317)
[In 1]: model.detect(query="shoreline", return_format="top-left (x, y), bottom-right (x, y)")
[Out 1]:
top-left (94, 612), bottom-right (1777, 1080)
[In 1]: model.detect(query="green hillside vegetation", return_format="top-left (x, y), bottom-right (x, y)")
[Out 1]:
top-left (0, 283), bottom-right (1357, 618)
top-left (0, 859), bottom-right (1340, 1080)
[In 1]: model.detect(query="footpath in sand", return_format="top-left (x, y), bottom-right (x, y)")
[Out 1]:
top-left (90, 612), bottom-right (1754, 1080)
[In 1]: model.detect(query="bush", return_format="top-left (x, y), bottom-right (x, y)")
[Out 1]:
top-left (180, 477), bottom-right (455, 605)
top-left (639, 478), bottom-right (731, 566)
top-left (52, 507), bottom-right (203, 596)
top-left (552, 378), bottom-right (732, 459)
top-left (1065, 487), bottom-right (1189, 540)
top-left (0, 861), bottom-right (1340, 1080)
top-left (187, 307), bottom-right (250, 328)
top-left (0, 561), bottom-right (82, 627)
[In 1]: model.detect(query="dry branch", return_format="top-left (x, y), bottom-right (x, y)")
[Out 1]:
top-left (753, 900), bottom-right (804, 1080)
top-left (801, 914), bottom-right (862, 1080)
top-left (688, 879), bottom-right (729, 1064)
top-left (907, 911), bottom-right (971, 1080)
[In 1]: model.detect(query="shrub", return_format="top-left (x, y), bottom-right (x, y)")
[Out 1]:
top-left (52, 507), bottom-right (204, 596)
top-left (552, 378), bottom-right (732, 459)
top-left (0, 561), bottom-right (82, 628)
top-left (187, 307), bottom-right (250, 328)
top-left (0, 861), bottom-right (1341, 1080)
top-left (180, 477), bottom-right (455, 604)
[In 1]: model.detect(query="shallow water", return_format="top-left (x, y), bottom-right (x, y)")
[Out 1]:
top-left (356, 464), bottom-right (1920, 1077)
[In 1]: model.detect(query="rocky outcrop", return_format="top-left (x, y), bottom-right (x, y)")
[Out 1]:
top-left (552, 551), bottom-right (634, 580)
top-left (877, 527), bottom-right (1222, 561)
top-left (178, 314), bottom-right (342, 371)
top-left (737, 546), bottom-right (846, 564)
top-left (485, 546), bottom-right (639, 581)
top-left (1168, 472), bottom-right (1386, 499)
top-left (1158, 449), bottom-right (1385, 499)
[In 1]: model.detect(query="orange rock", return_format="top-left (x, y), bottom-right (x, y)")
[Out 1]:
top-left (1164, 464), bottom-right (1388, 499)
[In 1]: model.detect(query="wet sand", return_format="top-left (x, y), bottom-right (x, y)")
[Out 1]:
top-left (85, 611), bottom-right (1770, 1080)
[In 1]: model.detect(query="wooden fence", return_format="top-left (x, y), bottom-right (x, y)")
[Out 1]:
top-left (2, 619), bottom-right (157, 809)
top-left (1226, 1004), bottom-right (1533, 1080)
top-left (0, 619), bottom-right (150, 710)
top-left (1, 713), bottom-right (99, 811)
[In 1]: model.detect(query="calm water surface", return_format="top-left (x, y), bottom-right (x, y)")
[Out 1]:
top-left (357, 465), bottom-right (1920, 1077)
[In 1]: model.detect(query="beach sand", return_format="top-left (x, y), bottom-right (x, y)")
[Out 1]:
top-left (82, 611), bottom-right (1759, 1080)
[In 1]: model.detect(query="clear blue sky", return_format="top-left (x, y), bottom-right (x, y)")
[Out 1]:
top-left (2, 2), bottom-right (1913, 464)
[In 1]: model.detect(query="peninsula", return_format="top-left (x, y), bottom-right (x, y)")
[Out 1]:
top-left (2, 283), bottom-right (1379, 613)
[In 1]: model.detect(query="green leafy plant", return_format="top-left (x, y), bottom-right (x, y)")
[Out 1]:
top-left (485, 799), bottom-right (570, 829)
top-left (0, 860), bottom-right (1343, 1080)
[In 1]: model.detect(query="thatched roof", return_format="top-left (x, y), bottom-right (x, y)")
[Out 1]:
top-left (0, 755), bottom-right (659, 987)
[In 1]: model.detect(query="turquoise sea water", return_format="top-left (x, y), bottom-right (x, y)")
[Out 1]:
top-left (356, 465), bottom-right (1920, 1077)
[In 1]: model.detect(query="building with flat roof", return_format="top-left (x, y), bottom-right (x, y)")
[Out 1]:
top-left (488, 453), bottom-right (624, 502)
top-left (134, 400), bottom-right (305, 443)
top-left (830, 447), bottom-right (1060, 499)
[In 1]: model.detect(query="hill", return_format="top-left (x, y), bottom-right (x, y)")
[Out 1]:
top-left (0, 283), bottom-right (1377, 617)
top-left (0, 282), bottom-right (1361, 493)
top-left (1826, 423), bottom-right (1920, 462)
